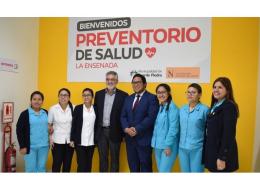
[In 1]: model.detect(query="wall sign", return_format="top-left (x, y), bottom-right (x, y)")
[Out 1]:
top-left (0, 58), bottom-right (18, 73)
top-left (1, 102), bottom-right (14, 124)
top-left (67, 17), bottom-right (211, 83)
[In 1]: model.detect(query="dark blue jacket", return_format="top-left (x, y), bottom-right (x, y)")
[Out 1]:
top-left (120, 91), bottom-right (159, 146)
top-left (94, 88), bottom-right (128, 143)
top-left (203, 100), bottom-right (239, 172)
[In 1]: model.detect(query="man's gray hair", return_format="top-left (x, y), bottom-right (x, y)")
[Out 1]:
top-left (106, 71), bottom-right (118, 79)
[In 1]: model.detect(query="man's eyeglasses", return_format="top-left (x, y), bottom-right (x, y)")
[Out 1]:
top-left (131, 81), bottom-right (143, 85)
top-left (106, 78), bottom-right (117, 82)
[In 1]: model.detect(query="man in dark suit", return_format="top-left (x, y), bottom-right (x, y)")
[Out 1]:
top-left (94, 71), bottom-right (128, 172)
top-left (121, 73), bottom-right (159, 172)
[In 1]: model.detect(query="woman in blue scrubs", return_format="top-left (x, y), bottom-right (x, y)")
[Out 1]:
top-left (179, 83), bottom-right (209, 172)
top-left (151, 83), bottom-right (179, 172)
top-left (16, 91), bottom-right (49, 172)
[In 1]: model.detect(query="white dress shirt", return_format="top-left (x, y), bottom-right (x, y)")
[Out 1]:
top-left (48, 103), bottom-right (73, 144)
top-left (81, 105), bottom-right (96, 146)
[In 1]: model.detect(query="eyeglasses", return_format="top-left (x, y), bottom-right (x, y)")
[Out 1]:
top-left (131, 81), bottom-right (143, 85)
top-left (157, 91), bottom-right (167, 95)
top-left (185, 91), bottom-right (197, 95)
top-left (82, 94), bottom-right (92, 97)
top-left (106, 78), bottom-right (117, 82)
top-left (59, 94), bottom-right (69, 97)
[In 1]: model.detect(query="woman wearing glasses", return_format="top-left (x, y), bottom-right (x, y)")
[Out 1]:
top-left (48, 88), bottom-right (74, 172)
top-left (70, 88), bottom-right (97, 172)
top-left (151, 83), bottom-right (179, 172)
top-left (179, 83), bottom-right (209, 172)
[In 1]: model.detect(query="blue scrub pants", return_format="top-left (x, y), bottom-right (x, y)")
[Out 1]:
top-left (178, 147), bottom-right (204, 172)
top-left (154, 143), bottom-right (178, 172)
top-left (24, 146), bottom-right (49, 172)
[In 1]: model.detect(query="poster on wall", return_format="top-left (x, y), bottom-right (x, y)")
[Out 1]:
top-left (0, 58), bottom-right (19, 73)
top-left (1, 102), bottom-right (14, 124)
top-left (67, 17), bottom-right (211, 83)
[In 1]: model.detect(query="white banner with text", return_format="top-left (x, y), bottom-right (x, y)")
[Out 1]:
top-left (68, 17), bottom-right (211, 83)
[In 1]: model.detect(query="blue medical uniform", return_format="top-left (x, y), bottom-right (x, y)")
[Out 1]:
top-left (151, 101), bottom-right (179, 172)
top-left (179, 103), bottom-right (209, 172)
top-left (24, 107), bottom-right (49, 172)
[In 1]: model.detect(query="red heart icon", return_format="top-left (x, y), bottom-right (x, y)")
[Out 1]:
top-left (145, 47), bottom-right (156, 58)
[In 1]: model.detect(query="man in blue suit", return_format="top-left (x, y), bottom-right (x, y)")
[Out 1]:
top-left (121, 73), bottom-right (159, 172)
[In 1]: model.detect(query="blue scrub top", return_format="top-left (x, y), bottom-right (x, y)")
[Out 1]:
top-left (179, 103), bottom-right (209, 150)
top-left (28, 107), bottom-right (49, 148)
top-left (151, 101), bottom-right (179, 149)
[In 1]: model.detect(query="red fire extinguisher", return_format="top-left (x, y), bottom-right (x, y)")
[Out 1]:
top-left (2, 124), bottom-right (16, 172)
top-left (5, 143), bottom-right (16, 172)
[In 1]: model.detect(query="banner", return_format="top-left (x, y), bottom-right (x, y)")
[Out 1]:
top-left (68, 17), bottom-right (211, 83)
top-left (0, 58), bottom-right (18, 73)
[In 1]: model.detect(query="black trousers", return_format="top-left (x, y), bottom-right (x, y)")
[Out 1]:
top-left (97, 128), bottom-right (121, 172)
top-left (75, 145), bottom-right (95, 172)
top-left (52, 143), bottom-right (74, 172)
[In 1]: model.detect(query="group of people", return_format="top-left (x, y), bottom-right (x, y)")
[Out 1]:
top-left (16, 71), bottom-right (239, 173)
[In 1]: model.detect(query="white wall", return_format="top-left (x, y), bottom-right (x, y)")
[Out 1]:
top-left (0, 18), bottom-right (39, 172)
top-left (253, 19), bottom-right (260, 171)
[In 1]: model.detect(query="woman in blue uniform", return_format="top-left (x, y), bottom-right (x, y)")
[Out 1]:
top-left (151, 83), bottom-right (179, 172)
top-left (179, 83), bottom-right (209, 172)
top-left (16, 91), bottom-right (49, 172)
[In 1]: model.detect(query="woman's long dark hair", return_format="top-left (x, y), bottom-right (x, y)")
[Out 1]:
top-left (156, 83), bottom-right (172, 111)
top-left (58, 88), bottom-right (73, 115)
top-left (211, 77), bottom-right (239, 116)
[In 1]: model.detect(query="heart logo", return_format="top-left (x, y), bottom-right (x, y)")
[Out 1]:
top-left (145, 47), bottom-right (156, 58)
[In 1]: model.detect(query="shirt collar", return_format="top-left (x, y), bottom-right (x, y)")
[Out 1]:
top-left (194, 102), bottom-right (201, 111)
top-left (83, 104), bottom-right (94, 112)
top-left (215, 98), bottom-right (226, 107)
top-left (160, 102), bottom-right (168, 107)
top-left (57, 103), bottom-right (70, 112)
top-left (159, 102), bottom-right (169, 112)
top-left (211, 99), bottom-right (226, 113)
top-left (105, 88), bottom-right (116, 95)
top-left (135, 90), bottom-right (146, 98)
top-left (185, 102), bottom-right (201, 113)
top-left (28, 107), bottom-right (44, 115)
